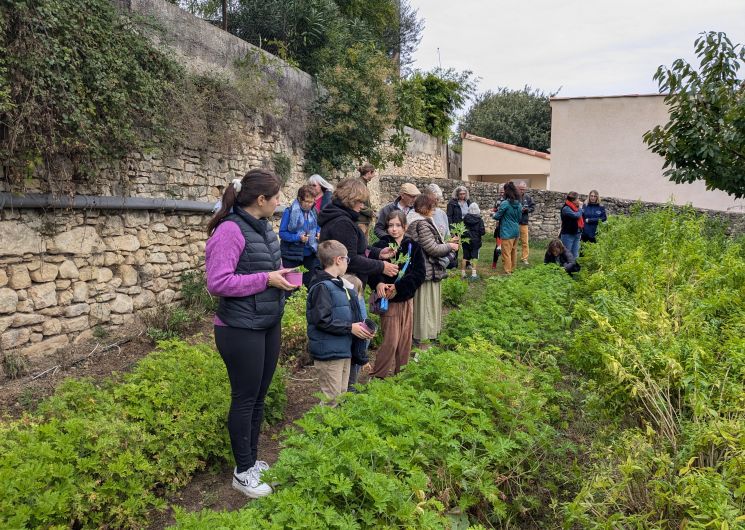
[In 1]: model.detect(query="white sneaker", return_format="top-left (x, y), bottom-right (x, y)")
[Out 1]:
top-left (253, 460), bottom-right (279, 487)
top-left (232, 467), bottom-right (273, 498)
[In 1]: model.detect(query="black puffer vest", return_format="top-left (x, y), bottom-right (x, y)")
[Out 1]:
top-left (216, 209), bottom-right (285, 330)
top-left (560, 205), bottom-right (581, 235)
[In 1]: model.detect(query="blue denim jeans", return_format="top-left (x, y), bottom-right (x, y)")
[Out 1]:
top-left (561, 233), bottom-right (581, 259)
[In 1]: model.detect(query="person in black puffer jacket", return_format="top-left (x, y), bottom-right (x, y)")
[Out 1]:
top-left (317, 178), bottom-right (398, 288)
top-left (461, 202), bottom-right (485, 279)
top-left (368, 210), bottom-right (426, 378)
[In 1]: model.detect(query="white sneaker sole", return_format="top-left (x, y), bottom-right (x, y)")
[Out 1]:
top-left (232, 477), bottom-right (273, 498)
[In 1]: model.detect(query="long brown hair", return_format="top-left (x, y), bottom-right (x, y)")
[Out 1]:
top-left (503, 181), bottom-right (520, 201)
top-left (207, 168), bottom-right (281, 235)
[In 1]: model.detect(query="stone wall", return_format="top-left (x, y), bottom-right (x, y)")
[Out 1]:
top-left (0, 207), bottom-right (207, 370)
top-left (381, 127), bottom-right (448, 180)
top-left (379, 175), bottom-right (745, 240)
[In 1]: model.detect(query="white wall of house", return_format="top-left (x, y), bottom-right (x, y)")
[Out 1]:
top-left (461, 134), bottom-right (550, 189)
top-left (550, 95), bottom-right (745, 212)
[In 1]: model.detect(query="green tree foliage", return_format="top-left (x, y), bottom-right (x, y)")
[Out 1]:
top-left (304, 44), bottom-right (397, 174)
top-left (643, 32), bottom-right (745, 198)
top-left (397, 68), bottom-right (477, 140)
top-left (0, 0), bottom-right (183, 188)
top-left (455, 86), bottom-right (552, 152)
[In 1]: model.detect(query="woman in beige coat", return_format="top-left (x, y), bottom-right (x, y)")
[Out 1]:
top-left (406, 192), bottom-right (459, 343)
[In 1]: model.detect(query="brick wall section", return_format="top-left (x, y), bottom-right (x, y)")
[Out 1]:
top-left (379, 175), bottom-right (745, 239)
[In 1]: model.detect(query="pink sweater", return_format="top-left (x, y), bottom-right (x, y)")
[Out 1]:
top-left (205, 221), bottom-right (271, 326)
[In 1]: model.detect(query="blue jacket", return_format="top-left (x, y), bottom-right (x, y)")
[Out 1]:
top-left (493, 200), bottom-right (522, 239)
top-left (279, 201), bottom-right (319, 262)
top-left (306, 272), bottom-right (360, 361)
top-left (582, 203), bottom-right (607, 239)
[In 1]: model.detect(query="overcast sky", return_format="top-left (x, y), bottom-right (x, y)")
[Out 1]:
top-left (410, 0), bottom-right (745, 99)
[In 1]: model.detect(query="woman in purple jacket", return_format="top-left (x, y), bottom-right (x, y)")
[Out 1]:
top-left (205, 169), bottom-right (295, 499)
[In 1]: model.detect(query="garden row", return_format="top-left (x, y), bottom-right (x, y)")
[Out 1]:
top-left (563, 208), bottom-right (745, 528)
top-left (171, 265), bottom-right (577, 529)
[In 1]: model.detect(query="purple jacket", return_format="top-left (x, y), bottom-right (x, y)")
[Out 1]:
top-left (205, 221), bottom-right (272, 325)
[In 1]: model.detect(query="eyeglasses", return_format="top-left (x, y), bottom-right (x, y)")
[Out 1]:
top-left (338, 256), bottom-right (351, 263)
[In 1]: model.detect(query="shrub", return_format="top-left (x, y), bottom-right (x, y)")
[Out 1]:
top-left (0, 340), bottom-right (286, 529)
top-left (180, 271), bottom-right (217, 313)
top-left (143, 305), bottom-right (203, 344)
top-left (280, 286), bottom-right (309, 365)
top-left (563, 208), bottom-right (745, 527)
top-left (440, 275), bottom-right (468, 307)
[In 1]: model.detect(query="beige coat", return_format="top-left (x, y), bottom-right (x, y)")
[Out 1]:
top-left (406, 212), bottom-right (451, 281)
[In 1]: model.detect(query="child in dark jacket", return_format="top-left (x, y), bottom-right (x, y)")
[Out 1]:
top-left (368, 210), bottom-right (426, 379)
top-left (306, 241), bottom-right (374, 404)
top-left (462, 203), bottom-right (486, 279)
top-left (544, 239), bottom-right (580, 275)
top-left (342, 273), bottom-right (371, 391)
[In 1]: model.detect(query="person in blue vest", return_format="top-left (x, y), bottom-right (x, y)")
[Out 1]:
top-left (581, 190), bottom-right (608, 243)
top-left (279, 184), bottom-right (320, 287)
top-left (205, 169), bottom-right (295, 499)
top-left (306, 240), bottom-right (374, 404)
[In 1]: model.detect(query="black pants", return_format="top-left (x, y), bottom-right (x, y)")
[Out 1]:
top-left (214, 323), bottom-right (281, 473)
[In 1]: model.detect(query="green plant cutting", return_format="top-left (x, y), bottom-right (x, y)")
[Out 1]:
top-left (449, 222), bottom-right (470, 245)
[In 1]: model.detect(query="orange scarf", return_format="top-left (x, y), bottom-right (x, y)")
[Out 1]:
top-left (565, 200), bottom-right (584, 229)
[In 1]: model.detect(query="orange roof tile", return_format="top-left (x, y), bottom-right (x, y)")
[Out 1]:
top-left (461, 132), bottom-right (550, 160)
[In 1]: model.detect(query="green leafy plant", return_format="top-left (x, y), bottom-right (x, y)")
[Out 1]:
top-left (272, 152), bottom-right (292, 185)
top-left (180, 271), bottom-right (217, 313)
top-left (449, 222), bottom-right (471, 245)
top-left (440, 275), bottom-right (468, 307)
top-left (280, 286), bottom-right (309, 365)
top-left (0, 340), bottom-right (286, 529)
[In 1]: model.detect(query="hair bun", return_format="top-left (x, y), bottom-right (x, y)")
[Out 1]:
top-left (231, 178), bottom-right (242, 193)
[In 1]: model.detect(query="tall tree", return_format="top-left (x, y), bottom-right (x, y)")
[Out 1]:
top-left (455, 86), bottom-right (552, 152)
top-left (643, 32), bottom-right (745, 198)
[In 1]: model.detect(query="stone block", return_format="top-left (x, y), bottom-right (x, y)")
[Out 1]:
top-left (0, 316), bottom-right (13, 334)
top-left (30, 333), bottom-right (43, 343)
top-left (110, 294), bottom-right (133, 314)
top-left (118, 265), bottom-right (139, 287)
top-left (47, 226), bottom-right (105, 255)
top-left (57, 260), bottom-right (80, 279)
top-left (8, 264), bottom-right (31, 289)
top-left (89, 303), bottom-right (112, 325)
top-left (65, 303), bottom-right (90, 317)
top-left (157, 289), bottom-right (176, 304)
top-left (96, 268), bottom-right (113, 283)
top-left (78, 267), bottom-right (95, 281)
top-left (123, 211), bottom-right (150, 228)
top-left (21, 335), bottom-right (69, 363)
top-left (42, 319), bottom-right (63, 336)
top-left (0, 288), bottom-right (18, 314)
top-left (72, 282), bottom-right (89, 302)
top-left (57, 289), bottom-right (74, 306)
top-left (0, 221), bottom-right (45, 256)
top-left (16, 300), bottom-right (33, 312)
top-left (151, 278), bottom-right (169, 292)
top-left (62, 316), bottom-right (89, 333)
top-left (0, 269), bottom-right (7, 287)
top-left (150, 252), bottom-right (168, 264)
top-left (1, 327), bottom-right (31, 349)
top-left (29, 261), bottom-right (59, 282)
top-left (28, 282), bottom-right (57, 309)
top-left (104, 252), bottom-right (125, 266)
top-left (12, 313), bottom-right (46, 327)
top-left (132, 290), bottom-right (156, 310)
top-left (106, 235), bottom-right (140, 252)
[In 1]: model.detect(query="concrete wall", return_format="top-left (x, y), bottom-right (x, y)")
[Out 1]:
top-left (378, 175), bottom-right (745, 241)
top-left (461, 135), bottom-right (550, 189)
top-left (550, 95), bottom-right (745, 213)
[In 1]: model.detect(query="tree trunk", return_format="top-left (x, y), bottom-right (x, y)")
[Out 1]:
top-left (221, 0), bottom-right (227, 31)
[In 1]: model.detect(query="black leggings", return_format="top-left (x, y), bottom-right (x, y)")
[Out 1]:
top-left (214, 323), bottom-right (281, 473)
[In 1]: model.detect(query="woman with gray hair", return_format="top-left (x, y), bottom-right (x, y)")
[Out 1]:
top-left (446, 186), bottom-right (471, 228)
top-left (426, 183), bottom-right (451, 240)
top-left (308, 174), bottom-right (334, 213)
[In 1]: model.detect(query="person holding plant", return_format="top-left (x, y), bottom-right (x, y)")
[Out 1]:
top-left (307, 240), bottom-right (374, 404)
top-left (492, 182), bottom-right (522, 274)
top-left (544, 238), bottom-right (580, 274)
top-left (369, 210), bottom-right (426, 378)
top-left (581, 190), bottom-right (607, 243)
top-left (308, 174), bottom-right (334, 213)
top-left (407, 192), bottom-right (459, 343)
top-left (205, 169), bottom-right (295, 499)
top-left (560, 191), bottom-right (584, 259)
top-left (318, 178), bottom-right (398, 288)
top-left (279, 184), bottom-right (320, 288)
top-left (462, 203), bottom-right (485, 280)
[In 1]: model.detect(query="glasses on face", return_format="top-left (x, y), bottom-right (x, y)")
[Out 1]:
top-left (337, 256), bottom-right (351, 263)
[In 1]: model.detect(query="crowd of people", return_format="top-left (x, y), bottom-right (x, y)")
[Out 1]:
top-left (204, 167), bottom-right (607, 498)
